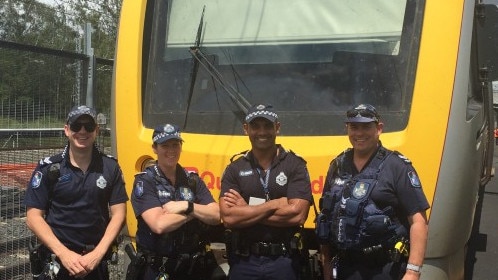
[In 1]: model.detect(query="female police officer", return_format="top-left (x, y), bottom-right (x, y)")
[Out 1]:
top-left (318, 104), bottom-right (429, 280)
top-left (130, 123), bottom-right (221, 280)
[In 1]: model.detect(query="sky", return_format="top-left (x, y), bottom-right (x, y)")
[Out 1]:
top-left (37, 0), bottom-right (57, 6)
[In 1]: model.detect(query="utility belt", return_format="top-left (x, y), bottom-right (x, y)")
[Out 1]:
top-left (29, 243), bottom-right (110, 280)
top-left (249, 242), bottom-right (288, 257)
top-left (34, 243), bottom-right (100, 261)
top-left (138, 247), bottom-right (210, 274)
top-left (143, 254), bottom-right (167, 270)
top-left (334, 236), bottom-right (409, 267)
top-left (225, 229), bottom-right (298, 258)
top-left (66, 244), bottom-right (96, 255)
top-left (228, 241), bottom-right (289, 258)
top-left (336, 248), bottom-right (391, 267)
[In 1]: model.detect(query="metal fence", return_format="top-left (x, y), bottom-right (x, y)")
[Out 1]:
top-left (0, 42), bottom-right (126, 280)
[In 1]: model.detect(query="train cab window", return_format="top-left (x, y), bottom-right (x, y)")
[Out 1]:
top-left (142, 0), bottom-right (423, 136)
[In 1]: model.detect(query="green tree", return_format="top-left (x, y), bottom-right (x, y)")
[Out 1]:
top-left (51, 0), bottom-right (123, 112)
top-left (0, 0), bottom-right (121, 125)
top-left (0, 0), bottom-right (79, 125)
top-left (0, 0), bottom-right (78, 49)
top-left (51, 0), bottom-right (122, 59)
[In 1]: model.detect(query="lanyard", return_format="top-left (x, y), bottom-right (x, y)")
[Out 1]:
top-left (257, 168), bottom-right (271, 201)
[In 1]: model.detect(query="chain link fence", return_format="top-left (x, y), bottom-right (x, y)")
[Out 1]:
top-left (0, 43), bottom-right (126, 280)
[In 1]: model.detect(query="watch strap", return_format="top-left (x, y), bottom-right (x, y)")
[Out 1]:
top-left (185, 201), bottom-right (194, 215)
top-left (406, 263), bottom-right (422, 273)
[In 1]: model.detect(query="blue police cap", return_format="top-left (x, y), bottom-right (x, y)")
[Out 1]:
top-left (152, 124), bottom-right (183, 144)
top-left (345, 104), bottom-right (380, 123)
top-left (66, 105), bottom-right (97, 125)
top-left (245, 104), bottom-right (278, 123)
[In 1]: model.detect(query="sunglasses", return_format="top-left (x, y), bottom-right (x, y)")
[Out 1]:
top-left (346, 108), bottom-right (379, 122)
top-left (70, 122), bottom-right (97, 132)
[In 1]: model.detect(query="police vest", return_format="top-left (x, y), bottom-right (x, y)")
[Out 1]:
top-left (316, 147), bottom-right (406, 250)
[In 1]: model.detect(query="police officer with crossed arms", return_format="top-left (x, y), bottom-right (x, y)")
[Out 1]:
top-left (130, 123), bottom-right (221, 280)
top-left (318, 104), bottom-right (429, 280)
top-left (220, 104), bottom-right (313, 280)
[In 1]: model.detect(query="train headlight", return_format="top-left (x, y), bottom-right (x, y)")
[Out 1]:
top-left (140, 157), bottom-right (156, 172)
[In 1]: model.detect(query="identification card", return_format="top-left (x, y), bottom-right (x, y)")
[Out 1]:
top-left (249, 196), bottom-right (265, 205)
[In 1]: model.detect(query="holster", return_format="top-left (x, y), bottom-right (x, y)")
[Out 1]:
top-left (28, 241), bottom-right (44, 279)
top-left (125, 243), bottom-right (146, 280)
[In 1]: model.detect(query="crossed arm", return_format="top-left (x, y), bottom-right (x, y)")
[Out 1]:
top-left (220, 189), bottom-right (310, 229)
top-left (141, 200), bottom-right (220, 234)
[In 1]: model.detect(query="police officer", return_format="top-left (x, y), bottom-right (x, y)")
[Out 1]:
top-left (130, 123), bottom-right (221, 280)
top-left (25, 105), bottom-right (128, 279)
top-left (318, 104), bottom-right (429, 280)
top-left (220, 104), bottom-right (312, 280)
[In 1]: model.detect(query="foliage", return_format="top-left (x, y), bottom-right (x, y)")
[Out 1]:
top-left (0, 0), bottom-right (78, 49)
top-left (51, 0), bottom-right (122, 58)
top-left (0, 0), bottom-right (121, 126)
top-left (0, 0), bottom-right (122, 58)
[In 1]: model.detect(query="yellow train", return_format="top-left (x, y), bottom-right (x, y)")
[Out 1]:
top-left (111, 0), bottom-right (497, 278)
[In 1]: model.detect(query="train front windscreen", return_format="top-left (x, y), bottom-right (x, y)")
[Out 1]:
top-left (142, 0), bottom-right (422, 135)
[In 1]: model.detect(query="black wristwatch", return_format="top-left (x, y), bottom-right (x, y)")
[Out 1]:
top-left (185, 201), bottom-right (194, 215)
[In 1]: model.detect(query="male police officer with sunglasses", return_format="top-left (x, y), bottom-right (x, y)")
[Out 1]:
top-left (25, 105), bottom-right (128, 279)
top-left (317, 104), bottom-right (429, 280)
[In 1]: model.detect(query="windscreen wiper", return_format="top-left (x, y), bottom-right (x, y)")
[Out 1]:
top-left (183, 6), bottom-right (205, 129)
top-left (184, 6), bottom-right (251, 128)
top-left (189, 47), bottom-right (252, 116)
top-left (185, 12), bottom-right (251, 124)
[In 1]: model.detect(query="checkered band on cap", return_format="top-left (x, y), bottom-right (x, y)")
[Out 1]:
top-left (152, 124), bottom-right (183, 143)
top-left (245, 104), bottom-right (278, 123)
top-left (66, 105), bottom-right (97, 124)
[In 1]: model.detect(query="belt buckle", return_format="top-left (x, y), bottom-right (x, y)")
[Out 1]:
top-left (260, 242), bottom-right (270, 255)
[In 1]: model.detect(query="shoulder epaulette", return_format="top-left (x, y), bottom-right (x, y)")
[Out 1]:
top-left (92, 144), bottom-right (117, 161)
top-left (393, 150), bottom-right (412, 164)
top-left (39, 154), bottom-right (63, 167)
top-left (105, 154), bottom-right (117, 160)
top-left (98, 149), bottom-right (117, 161)
top-left (330, 148), bottom-right (351, 165)
top-left (328, 148), bottom-right (352, 176)
top-left (134, 171), bottom-right (147, 177)
top-left (287, 149), bottom-right (307, 163)
top-left (230, 150), bottom-right (248, 162)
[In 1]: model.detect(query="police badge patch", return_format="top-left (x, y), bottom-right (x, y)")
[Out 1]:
top-left (352, 182), bottom-right (370, 199)
top-left (31, 171), bottom-right (43, 189)
top-left (408, 171), bottom-right (421, 187)
top-left (276, 172), bottom-right (287, 186)
top-left (96, 175), bottom-right (107, 189)
top-left (134, 181), bottom-right (144, 197)
top-left (177, 187), bottom-right (194, 202)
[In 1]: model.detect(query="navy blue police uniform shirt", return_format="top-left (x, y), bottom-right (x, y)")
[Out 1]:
top-left (322, 144), bottom-right (430, 228)
top-left (220, 144), bottom-right (312, 243)
top-left (131, 163), bottom-right (215, 252)
top-left (24, 145), bottom-right (128, 250)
